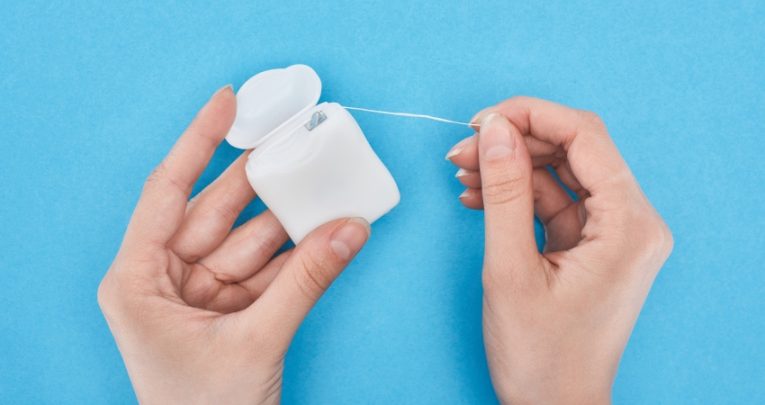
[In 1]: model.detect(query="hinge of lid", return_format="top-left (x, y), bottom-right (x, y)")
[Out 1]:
top-left (304, 111), bottom-right (327, 131)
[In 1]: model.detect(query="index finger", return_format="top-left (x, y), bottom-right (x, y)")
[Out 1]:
top-left (125, 85), bottom-right (237, 247)
top-left (472, 96), bottom-right (633, 196)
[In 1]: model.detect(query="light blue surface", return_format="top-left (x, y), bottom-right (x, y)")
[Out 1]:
top-left (1, 1), bottom-right (764, 403)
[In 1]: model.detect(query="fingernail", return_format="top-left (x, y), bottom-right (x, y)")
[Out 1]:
top-left (216, 84), bottom-right (233, 95)
top-left (470, 108), bottom-right (495, 128)
top-left (480, 113), bottom-right (515, 161)
top-left (330, 218), bottom-right (370, 260)
top-left (455, 168), bottom-right (468, 178)
top-left (458, 189), bottom-right (470, 199)
top-left (445, 136), bottom-right (472, 161)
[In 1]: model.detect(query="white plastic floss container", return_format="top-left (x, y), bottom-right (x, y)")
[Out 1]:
top-left (225, 64), bottom-right (400, 243)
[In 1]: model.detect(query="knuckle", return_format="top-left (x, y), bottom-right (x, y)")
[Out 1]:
top-left (207, 201), bottom-right (240, 225)
top-left (662, 223), bottom-right (675, 254)
top-left (577, 110), bottom-right (607, 132)
top-left (293, 252), bottom-right (336, 300)
top-left (481, 167), bottom-right (528, 206)
top-left (144, 162), bottom-right (186, 194)
top-left (96, 276), bottom-right (111, 310)
top-left (251, 233), bottom-right (281, 256)
top-left (247, 216), bottom-right (286, 254)
top-left (615, 209), bottom-right (674, 268)
top-left (97, 263), bottom-right (156, 318)
top-left (97, 272), bottom-right (120, 315)
top-left (645, 217), bottom-right (674, 258)
top-left (507, 95), bottom-right (534, 105)
top-left (145, 163), bottom-right (168, 187)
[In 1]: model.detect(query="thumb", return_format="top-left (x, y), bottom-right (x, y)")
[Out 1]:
top-left (478, 113), bottom-right (539, 276)
top-left (244, 218), bottom-right (370, 347)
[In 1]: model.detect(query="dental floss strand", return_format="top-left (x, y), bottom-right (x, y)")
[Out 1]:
top-left (342, 106), bottom-right (479, 128)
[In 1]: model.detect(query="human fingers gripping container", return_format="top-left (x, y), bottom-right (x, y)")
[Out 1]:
top-left (225, 65), bottom-right (400, 243)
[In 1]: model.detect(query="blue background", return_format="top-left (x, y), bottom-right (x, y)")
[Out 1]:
top-left (1, 1), bottom-right (763, 403)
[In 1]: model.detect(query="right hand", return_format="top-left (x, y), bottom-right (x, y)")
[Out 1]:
top-left (446, 97), bottom-right (673, 404)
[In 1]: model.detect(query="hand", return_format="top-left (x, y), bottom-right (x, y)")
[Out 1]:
top-left (98, 86), bottom-right (370, 404)
top-left (446, 97), bottom-right (673, 404)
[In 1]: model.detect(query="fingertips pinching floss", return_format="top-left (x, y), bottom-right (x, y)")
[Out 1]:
top-left (479, 113), bottom-right (515, 161)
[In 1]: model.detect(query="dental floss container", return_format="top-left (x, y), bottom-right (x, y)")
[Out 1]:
top-left (225, 64), bottom-right (400, 243)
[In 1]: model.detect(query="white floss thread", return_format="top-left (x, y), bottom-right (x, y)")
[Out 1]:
top-left (342, 106), bottom-right (478, 128)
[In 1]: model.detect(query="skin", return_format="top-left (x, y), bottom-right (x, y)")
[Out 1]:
top-left (100, 87), bottom-right (672, 404)
top-left (446, 97), bottom-right (673, 404)
top-left (98, 86), bottom-right (371, 404)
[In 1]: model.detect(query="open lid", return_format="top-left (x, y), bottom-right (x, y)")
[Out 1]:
top-left (226, 64), bottom-right (321, 149)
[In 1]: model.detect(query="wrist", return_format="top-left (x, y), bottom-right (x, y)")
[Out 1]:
top-left (494, 380), bottom-right (611, 405)
top-left (486, 347), bottom-right (614, 405)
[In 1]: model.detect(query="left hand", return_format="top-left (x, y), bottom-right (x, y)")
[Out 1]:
top-left (98, 85), bottom-right (370, 404)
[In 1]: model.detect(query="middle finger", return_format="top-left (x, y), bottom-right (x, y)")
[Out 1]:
top-left (170, 152), bottom-right (255, 262)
